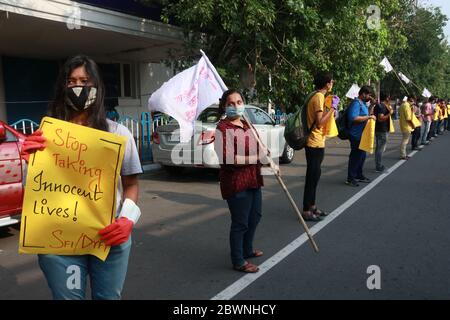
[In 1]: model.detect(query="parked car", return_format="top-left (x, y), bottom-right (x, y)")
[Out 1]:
top-left (152, 105), bottom-right (295, 173)
top-left (0, 121), bottom-right (26, 227)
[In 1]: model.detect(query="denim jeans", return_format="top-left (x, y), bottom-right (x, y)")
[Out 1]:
top-left (375, 132), bottom-right (388, 170)
top-left (428, 121), bottom-right (436, 140)
top-left (303, 147), bottom-right (325, 211)
top-left (421, 121), bottom-right (431, 144)
top-left (38, 237), bottom-right (132, 300)
top-left (226, 188), bottom-right (262, 267)
top-left (347, 136), bottom-right (366, 181)
top-left (436, 120), bottom-right (442, 135)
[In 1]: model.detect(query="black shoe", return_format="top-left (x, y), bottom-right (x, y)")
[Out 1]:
top-left (375, 165), bottom-right (385, 173)
top-left (356, 176), bottom-right (371, 183)
top-left (345, 179), bottom-right (360, 187)
top-left (301, 213), bottom-right (323, 222)
top-left (312, 208), bottom-right (329, 217)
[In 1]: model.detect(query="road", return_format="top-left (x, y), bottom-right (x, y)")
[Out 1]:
top-left (1, 124), bottom-right (449, 300)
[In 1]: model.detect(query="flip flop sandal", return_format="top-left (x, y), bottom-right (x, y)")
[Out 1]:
top-left (244, 250), bottom-right (263, 259)
top-left (233, 262), bottom-right (259, 273)
top-left (313, 208), bottom-right (329, 217)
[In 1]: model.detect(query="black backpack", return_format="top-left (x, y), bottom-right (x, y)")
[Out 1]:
top-left (284, 91), bottom-right (318, 150)
top-left (337, 107), bottom-right (350, 140)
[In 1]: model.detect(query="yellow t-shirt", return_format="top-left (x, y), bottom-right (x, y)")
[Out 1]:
top-left (434, 106), bottom-right (440, 121)
top-left (306, 92), bottom-right (325, 148)
top-left (447, 105), bottom-right (450, 117)
top-left (399, 102), bottom-right (413, 133)
top-left (443, 105), bottom-right (448, 119)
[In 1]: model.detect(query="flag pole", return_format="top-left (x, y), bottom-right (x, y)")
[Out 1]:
top-left (242, 113), bottom-right (320, 253)
top-left (399, 71), bottom-right (425, 92)
top-left (392, 68), bottom-right (411, 95)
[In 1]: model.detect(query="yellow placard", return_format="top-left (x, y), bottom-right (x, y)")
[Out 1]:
top-left (324, 112), bottom-right (339, 138)
top-left (411, 113), bottom-right (421, 128)
top-left (359, 119), bottom-right (376, 154)
top-left (19, 117), bottom-right (126, 261)
top-left (324, 95), bottom-right (333, 109)
top-left (389, 116), bottom-right (395, 133)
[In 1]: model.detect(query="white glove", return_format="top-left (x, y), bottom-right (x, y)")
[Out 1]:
top-left (118, 198), bottom-right (141, 225)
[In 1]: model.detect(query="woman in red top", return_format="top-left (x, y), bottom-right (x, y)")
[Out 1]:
top-left (214, 89), bottom-right (264, 273)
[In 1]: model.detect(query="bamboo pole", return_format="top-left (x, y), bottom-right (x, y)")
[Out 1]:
top-left (242, 113), bottom-right (320, 253)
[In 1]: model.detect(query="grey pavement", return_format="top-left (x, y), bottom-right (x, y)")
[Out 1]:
top-left (0, 123), bottom-right (449, 299)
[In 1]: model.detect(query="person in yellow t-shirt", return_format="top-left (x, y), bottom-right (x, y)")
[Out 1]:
top-left (437, 100), bottom-right (445, 135)
top-left (446, 102), bottom-right (450, 131)
top-left (443, 101), bottom-right (449, 132)
top-left (399, 96), bottom-right (415, 159)
top-left (302, 71), bottom-right (339, 222)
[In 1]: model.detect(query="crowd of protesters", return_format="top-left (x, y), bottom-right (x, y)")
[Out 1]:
top-left (214, 73), bottom-right (450, 275)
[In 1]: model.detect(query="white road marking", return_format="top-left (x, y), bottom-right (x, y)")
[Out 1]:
top-left (211, 151), bottom-right (418, 300)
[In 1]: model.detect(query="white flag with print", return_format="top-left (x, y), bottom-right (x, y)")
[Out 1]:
top-left (422, 88), bottom-right (432, 98)
top-left (148, 50), bottom-right (228, 142)
top-left (380, 57), bottom-right (393, 73)
top-left (398, 72), bottom-right (410, 84)
top-left (345, 84), bottom-right (361, 99)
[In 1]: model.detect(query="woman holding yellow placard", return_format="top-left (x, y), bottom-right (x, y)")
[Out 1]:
top-left (23, 55), bottom-right (142, 300)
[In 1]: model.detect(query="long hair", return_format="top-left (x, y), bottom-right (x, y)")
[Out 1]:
top-left (218, 89), bottom-right (245, 115)
top-left (48, 55), bottom-right (108, 131)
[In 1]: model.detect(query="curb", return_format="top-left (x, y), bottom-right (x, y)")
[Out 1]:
top-left (142, 163), bottom-right (162, 172)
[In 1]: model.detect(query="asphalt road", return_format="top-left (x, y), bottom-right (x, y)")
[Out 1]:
top-left (1, 123), bottom-right (449, 300)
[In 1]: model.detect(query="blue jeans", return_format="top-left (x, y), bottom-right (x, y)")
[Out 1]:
top-left (226, 188), bottom-right (262, 267)
top-left (375, 132), bottom-right (388, 169)
top-left (347, 136), bottom-right (366, 181)
top-left (421, 121), bottom-right (431, 144)
top-left (38, 237), bottom-right (132, 300)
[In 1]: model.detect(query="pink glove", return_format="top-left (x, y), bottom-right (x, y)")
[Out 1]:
top-left (21, 129), bottom-right (46, 163)
top-left (98, 217), bottom-right (133, 246)
top-left (331, 95), bottom-right (340, 110)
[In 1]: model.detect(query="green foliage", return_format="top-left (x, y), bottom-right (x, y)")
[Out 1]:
top-left (143, 0), bottom-right (450, 110)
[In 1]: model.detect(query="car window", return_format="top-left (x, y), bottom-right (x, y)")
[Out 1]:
top-left (2, 128), bottom-right (18, 143)
top-left (197, 108), bottom-right (221, 123)
top-left (246, 107), bottom-right (274, 125)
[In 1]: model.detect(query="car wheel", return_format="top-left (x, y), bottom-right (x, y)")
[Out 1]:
top-left (163, 165), bottom-right (185, 175)
top-left (279, 144), bottom-right (295, 164)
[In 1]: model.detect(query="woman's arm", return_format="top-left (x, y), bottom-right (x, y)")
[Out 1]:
top-left (122, 174), bottom-right (139, 203)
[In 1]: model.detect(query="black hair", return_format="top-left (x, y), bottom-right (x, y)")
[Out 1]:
top-left (218, 89), bottom-right (245, 115)
top-left (313, 72), bottom-right (333, 90)
top-left (48, 55), bottom-right (108, 131)
top-left (380, 92), bottom-right (389, 102)
top-left (359, 85), bottom-right (373, 96)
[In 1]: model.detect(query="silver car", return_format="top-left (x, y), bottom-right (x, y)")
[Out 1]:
top-left (152, 105), bottom-right (295, 172)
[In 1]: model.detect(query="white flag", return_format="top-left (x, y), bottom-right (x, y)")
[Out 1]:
top-left (422, 88), bottom-right (432, 98)
top-left (148, 50), bottom-right (228, 142)
top-left (380, 57), bottom-right (393, 73)
top-left (398, 72), bottom-right (410, 84)
top-left (345, 84), bottom-right (361, 99)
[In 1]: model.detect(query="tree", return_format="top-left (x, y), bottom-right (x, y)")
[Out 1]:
top-left (141, 0), bottom-right (450, 110)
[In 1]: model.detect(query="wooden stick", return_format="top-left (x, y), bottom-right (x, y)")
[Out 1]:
top-left (242, 113), bottom-right (320, 253)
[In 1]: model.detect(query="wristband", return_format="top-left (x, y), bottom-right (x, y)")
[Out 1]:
top-left (118, 198), bottom-right (141, 225)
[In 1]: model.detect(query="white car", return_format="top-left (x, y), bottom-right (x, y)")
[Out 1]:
top-left (151, 105), bottom-right (295, 173)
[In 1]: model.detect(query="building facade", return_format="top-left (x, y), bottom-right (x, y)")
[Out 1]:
top-left (0, 0), bottom-right (184, 123)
